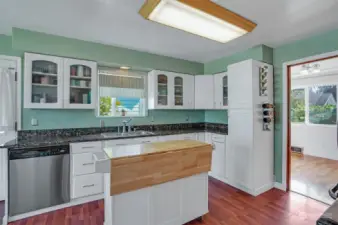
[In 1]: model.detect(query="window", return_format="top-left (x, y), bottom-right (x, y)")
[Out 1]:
top-left (291, 88), bottom-right (305, 123)
top-left (98, 67), bottom-right (147, 117)
top-left (308, 85), bottom-right (336, 125)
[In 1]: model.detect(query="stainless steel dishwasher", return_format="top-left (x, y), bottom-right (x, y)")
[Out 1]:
top-left (9, 145), bottom-right (70, 216)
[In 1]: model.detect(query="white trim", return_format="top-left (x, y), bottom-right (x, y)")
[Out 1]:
top-left (274, 182), bottom-right (287, 191)
top-left (0, 55), bottom-right (21, 131)
top-left (8, 194), bottom-right (104, 222)
top-left (282, 50), bottom-right (338, 191)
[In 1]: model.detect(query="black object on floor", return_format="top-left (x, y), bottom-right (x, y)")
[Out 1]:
top-left (329, 183), bottom-right (338, 200)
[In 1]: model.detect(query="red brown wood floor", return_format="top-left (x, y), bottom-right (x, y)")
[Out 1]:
top-left (9, 177), bottom-right (328, 225)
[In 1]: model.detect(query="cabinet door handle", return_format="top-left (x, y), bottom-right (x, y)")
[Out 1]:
top-left (82, 184), bottom-right (95, 188)
top-left (82, 163), bottom-right (94, 166)
top-left (212, 143), bottom-right (215, 150)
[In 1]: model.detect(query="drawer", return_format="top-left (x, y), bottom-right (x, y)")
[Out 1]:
top-left (71, 173), bottom-right (103, 199)
top-left (70, 141), bottom-right (102, 154)
top-left (72, 153), bottom-right (96, 176)
top-left (180, 133), bottom-right (197, 140)
top-left (211, 134), bottom-right (225, 143)
top-left (103, 139), bottom-right (137, 147)
top-left (132, 137), bottom-right (158, 144)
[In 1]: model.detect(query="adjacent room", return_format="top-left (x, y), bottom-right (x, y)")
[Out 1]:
top-left (1, 0), bottom-right (338, 225)
top-left (290, 57), bottom-right (338, 205)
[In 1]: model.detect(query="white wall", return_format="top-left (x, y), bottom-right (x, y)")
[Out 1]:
top-left (291, 60), bottom-right (338, 160)
top-left (291, 124), bottom-right (338, 160)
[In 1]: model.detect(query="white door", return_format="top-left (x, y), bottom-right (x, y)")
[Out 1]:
top-left (24, 53), bottom-right (63, 108)
top-left (194, 75), bottom-right (214, 109)
top-left (228, 109), bottom-right (253, 190)
top-left (210, 141), bottom-right (225, 180)
top-left (63, 58), bottom-right (97, 109)
top-left (150, 181), bottom-right (181, 225)
top-left (214, 73), bottom-right (228, 109)
top-left (183, 75), bottom-right (194, 109)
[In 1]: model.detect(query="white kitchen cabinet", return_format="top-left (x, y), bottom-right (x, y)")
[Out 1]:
top-left (194, 75), bottom-right (214, 109)
top-left (148, 70), bottom-right (194, 109)
top-left (208, 134), bottom-right (227, 183)
top-left (0, 148), bottom-right (6, 201)
top-left (227, 59), bottom-right (274, 196)
top-left (181, 174), bottom-right (208, 224)
top-left (24, 53), bottom-right (64, 108)
top-left (63, 58), bottom-right (97, 109)
top-left (214, 72), bottom-right (228, 109)
top-left (71, 173), bottom-right (103, 199)
top-left (112, 188), bottom-right (151, 225)
top-left (24, 53), bottom-right (97, 109)
top-left (151, 181), bottom-right (181, 225)
top-left (197, 133), bottom-right (205, 142)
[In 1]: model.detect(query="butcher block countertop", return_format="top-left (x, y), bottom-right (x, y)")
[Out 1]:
top-left (103, 140), bottom-right (213, 195)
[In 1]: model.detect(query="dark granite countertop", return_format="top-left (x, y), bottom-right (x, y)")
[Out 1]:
top-left (2, 123), bottom-right (227, 150)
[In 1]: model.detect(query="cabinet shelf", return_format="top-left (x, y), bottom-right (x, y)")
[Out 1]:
top-left (32, 71), bottom-right (58, 77)
top-left (32, 83), bottom-right (57, 87)
top-left (70, 76), bottom-right (91, 80)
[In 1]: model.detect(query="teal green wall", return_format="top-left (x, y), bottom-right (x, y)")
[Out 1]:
top-left (0, 28), bottom-right (206, 130)
top-left (273, 28), bottom-right (338, 183)
top-left (204, 110), bottom-right (228, 124)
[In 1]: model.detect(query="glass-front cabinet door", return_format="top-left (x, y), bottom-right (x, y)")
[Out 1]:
top-left (174, 76), bottom-right (183, 107)
top-left (222, 75), bottom-right (228, 108)
top-left (63, 58), bottom-right (97, 109)
top-left (24, 53), bottom-right (64, 108)
top-left (156, 74), bottom-right (169, 107)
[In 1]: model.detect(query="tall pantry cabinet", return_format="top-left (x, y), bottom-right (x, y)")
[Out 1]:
top-left (227, 59), bottom-right (274, 196)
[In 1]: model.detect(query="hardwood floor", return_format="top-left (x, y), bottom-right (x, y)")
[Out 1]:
top-left (291, 154), bottom-right (338, 204)
top-left (8, 177), bottom-right (328, 225)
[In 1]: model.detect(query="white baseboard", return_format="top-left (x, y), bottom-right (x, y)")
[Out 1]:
top-left (8, 193), bottom-right (104, 222)
top-left (2, 217), bottom-right (7, 225)
top-left (274, 182), bottom-right (287, 191)
top-left (208, 174), bottom-right (228, 184)
top-left (254, 183), bottom-right (274, 196)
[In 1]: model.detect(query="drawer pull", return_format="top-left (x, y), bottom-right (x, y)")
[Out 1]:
top-left (142, 141), bottom-right (151, 143)
top-left (83, 184), bottom-right (95, 188)
top-left (82, 163), bottom-right (94, 166)
top-left (82, 146), bottom-right (96, 149)
top-left (116, 143), bottom-right (127, 146)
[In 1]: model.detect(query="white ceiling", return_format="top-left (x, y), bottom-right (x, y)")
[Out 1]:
top-left (1, 0), bottom-right (338, 63)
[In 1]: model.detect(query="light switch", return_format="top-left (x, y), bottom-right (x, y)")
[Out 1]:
top-left (31, 118), bottom-right (38, 126)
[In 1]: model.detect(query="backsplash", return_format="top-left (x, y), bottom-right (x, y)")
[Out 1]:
top-left (18, 122), bottom-right (228, 140)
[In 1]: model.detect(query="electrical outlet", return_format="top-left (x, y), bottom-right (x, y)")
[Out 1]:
top-left (185, 115), bottom-right (190, 122)
top-left (151, 116), bottom-right (154, 122)
top-left (31, 118), bottom-right (38, 126)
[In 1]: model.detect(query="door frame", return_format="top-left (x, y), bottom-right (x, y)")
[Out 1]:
top-left (282, 50), bottom-right (338, 191)
top-left (0, 55), bottom-right (22, 131)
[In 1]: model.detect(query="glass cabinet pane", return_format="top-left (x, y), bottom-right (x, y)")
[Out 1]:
top-left (174, 77), bottom-right (183, 106)
top-left (157, 74), bottom-right (168, 105)
top-left (223, 76), bottom-right (228, 106)
top-left (31, 60), bottom-right (58, 103)
top-left (69, 65), bottom-right (92, 104)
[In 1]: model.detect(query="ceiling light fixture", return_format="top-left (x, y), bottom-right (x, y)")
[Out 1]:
top-left (120, 66), bottom-right (131, 70)
top-left (139, 0), bottom-right (257, 43)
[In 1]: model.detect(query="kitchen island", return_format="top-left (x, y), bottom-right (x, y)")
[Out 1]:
top-left (94, 140), bottom-right (212, 225)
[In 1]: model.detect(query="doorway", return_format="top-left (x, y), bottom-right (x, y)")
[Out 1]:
top-left (285, 54), bottom-right (338, 205)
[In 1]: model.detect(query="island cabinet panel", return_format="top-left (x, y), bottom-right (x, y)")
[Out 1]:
top-left (110, 141), bottom-right (212, 196)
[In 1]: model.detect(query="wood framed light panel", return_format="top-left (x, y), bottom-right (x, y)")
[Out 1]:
top-left (139, 0), bottom-right (257, 43)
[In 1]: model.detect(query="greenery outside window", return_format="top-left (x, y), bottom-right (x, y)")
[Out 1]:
top-left (308, 85), bottom-right (336, 125)
top-left (98, 67), bottom-right (147, 117)
top-left (291, 88), bottom-right (305, 123)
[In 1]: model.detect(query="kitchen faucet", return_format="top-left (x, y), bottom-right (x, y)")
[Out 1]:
top-left (122, 118), bottom-right (132, 133)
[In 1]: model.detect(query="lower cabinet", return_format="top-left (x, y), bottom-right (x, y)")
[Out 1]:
top-left (208, 134), bottom-right (227, 183)
top-left (106, 173), bottom-right (209, 225)
top-left (71, 173), bottom-right (103, 199)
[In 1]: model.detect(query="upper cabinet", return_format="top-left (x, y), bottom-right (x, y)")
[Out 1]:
top-left (194, 75), bottom-right (214, 109)
top-left (63, 58), bottom-right (97, 109)
top-left (148, 70), bottom-right (194, 109)
top-left (24, 53), bottom-right (97, 109)
top-left (24, 54), bottom-right (64, 108)
top-left (214, 73), bottom-right (228, 109)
